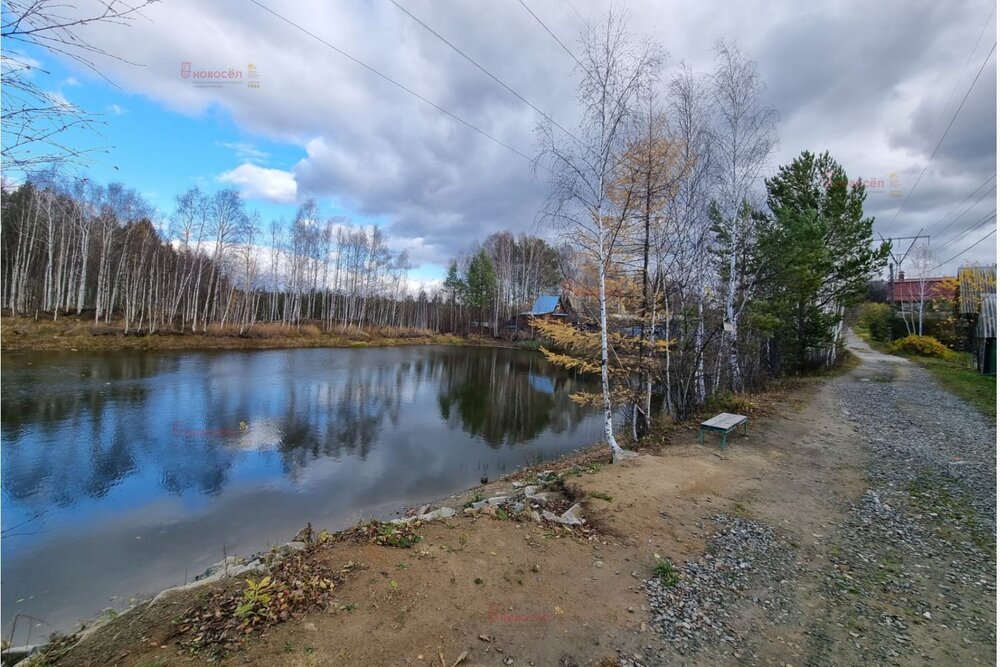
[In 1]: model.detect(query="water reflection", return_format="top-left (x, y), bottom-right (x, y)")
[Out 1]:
top-left (437, 349), bottom-right (587, 447)
top-left (1, 345), bottom-right (600, 636)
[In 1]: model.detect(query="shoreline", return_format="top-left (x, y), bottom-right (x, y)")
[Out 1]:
top-left (4, 438), bottom-right (619, 663)
top-left (1, 315), bottom-right (520, 354)
top-left (13, 356), bottom-right (922, 667)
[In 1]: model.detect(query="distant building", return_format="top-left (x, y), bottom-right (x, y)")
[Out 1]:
top-left (959, 265), bottom-right (998, 375)
top-left (975, 293), bottom-right (996, 375)
top-left (886, 271), bottom-right (956, 311)
top-left (957, 265), bottom-right (997, 316)
top-left (516, 294), bottom-right (575, 330)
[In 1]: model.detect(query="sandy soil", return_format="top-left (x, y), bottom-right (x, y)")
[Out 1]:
top-left (36, 338), bottom-right (996, 666)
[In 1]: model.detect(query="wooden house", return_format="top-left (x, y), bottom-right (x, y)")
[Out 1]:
top-left (516, 295), bottom-right (575, 330)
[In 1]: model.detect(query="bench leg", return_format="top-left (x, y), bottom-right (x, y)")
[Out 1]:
top-left (698, 428), bottom-right (704, 445)
top-left (721, 431), bottom-right (728, 449)
top-left (743, 421), bottom-right (748, 437)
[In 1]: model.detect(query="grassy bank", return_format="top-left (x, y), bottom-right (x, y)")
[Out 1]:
top-left (855, 328), bottom-right (996, 419)
top-left (0, 315), bottom-right (507, 353)
top-left (906, 355), bottom-right (996, 419)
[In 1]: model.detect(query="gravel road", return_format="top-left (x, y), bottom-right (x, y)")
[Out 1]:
top-left (631, 333), bottom-right (996, 666)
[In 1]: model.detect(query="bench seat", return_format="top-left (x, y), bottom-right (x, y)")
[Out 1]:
top-left (698, 412), bottom-right (748, 449)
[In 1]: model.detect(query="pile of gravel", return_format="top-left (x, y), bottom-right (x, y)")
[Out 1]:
top-left (643, 515), bottom-right (793, 655)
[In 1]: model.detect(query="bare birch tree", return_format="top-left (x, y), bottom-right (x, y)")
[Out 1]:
top-left (536, 9), bottom-right (662, 462)
top-left (711, 41), bottom-right (777, 392)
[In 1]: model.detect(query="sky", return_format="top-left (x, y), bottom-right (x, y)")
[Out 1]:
top-left (8, 0), bottom-right (998, 284)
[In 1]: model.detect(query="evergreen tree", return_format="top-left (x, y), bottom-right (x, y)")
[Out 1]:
top-left (443, 259), bottom-right (465, 332)
top-left (753, 151), bottom-right (890, 371)
top-left (464, 249), bottom-right (496, 331)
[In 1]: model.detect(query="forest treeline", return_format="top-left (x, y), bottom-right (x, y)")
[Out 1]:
top-left (0, 176), bottom-right (563, 335)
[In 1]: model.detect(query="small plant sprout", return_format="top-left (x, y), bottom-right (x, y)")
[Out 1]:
top-left (235, 576), bottom-right (272, 620)
top-left (652, 553), bottom-right (680, 588)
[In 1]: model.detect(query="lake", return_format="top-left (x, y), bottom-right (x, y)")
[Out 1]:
top-left (1, 345), bottom-right (601, 640)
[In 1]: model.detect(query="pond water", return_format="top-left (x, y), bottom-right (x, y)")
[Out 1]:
top-left (1, 345), bottom-right (601, 639)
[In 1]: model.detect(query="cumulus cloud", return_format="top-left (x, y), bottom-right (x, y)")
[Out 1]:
top-left (218, 163), bottom-right (297, 203)
top-left (52, 0), bottom-right (997, 270)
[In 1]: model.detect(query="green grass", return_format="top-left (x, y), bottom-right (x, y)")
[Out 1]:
top-left (913, 355), bottom-right (996, 419)
top-left (652, 557), bottom-right (680, 588)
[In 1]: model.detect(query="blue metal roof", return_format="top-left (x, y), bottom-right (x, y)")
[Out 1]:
top-left (528, 372), bottom-right (555, 394)
top-left (528, 295), bottom-right (561, 315)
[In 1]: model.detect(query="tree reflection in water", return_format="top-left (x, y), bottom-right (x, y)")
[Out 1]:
top-left (435, 347), bottom-right (594, 447)
top-left (1, 346), bottom-right (603, 638)
top-left (1, 346), bottom-right (598, 513)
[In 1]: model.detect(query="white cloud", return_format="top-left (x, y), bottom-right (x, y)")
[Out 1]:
top-left (52, 0), bottom-right (997, 270)
top-left (107, 103), bottom-right (127, 115)
top-left (406, 277), bottom-right (443, 296)
top-left (218, 141), bottom-right (269, 163)
top-left (218, 162), bottom-right (297, 204)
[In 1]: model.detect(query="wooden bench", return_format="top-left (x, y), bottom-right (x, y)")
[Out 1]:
top-left (698, 412), bottom-right (749, 449)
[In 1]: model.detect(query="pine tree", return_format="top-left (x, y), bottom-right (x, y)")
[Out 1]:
top-left (753, 151), bottom-right (890, 371)
top-left (464, 250), bottom-right (496, 332)
top-left (443, 259), bottom-right (464, 332)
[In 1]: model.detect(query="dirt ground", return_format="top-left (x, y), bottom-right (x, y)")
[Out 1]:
top-left (39, 338), bottom-right (996, 667)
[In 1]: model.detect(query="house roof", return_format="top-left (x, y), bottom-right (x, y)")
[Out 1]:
top-left (978, 293), bottom-right (996, 339)
top-left (887, 277), bottom-right (955, 303)
top-left (526, 295), bottom-right (561, 315)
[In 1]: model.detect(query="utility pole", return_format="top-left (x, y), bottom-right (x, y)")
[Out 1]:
top-left (880, 233), bottom-right (930, 313)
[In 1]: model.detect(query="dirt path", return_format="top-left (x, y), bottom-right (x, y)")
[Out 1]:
top-left (45, 337), bottom-right (995, 667)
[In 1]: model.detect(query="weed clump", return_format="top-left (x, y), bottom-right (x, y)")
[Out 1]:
top-left (175, 547), bottom-right (339, 656)
top-left (652, 555), bottom-right (680, 588)
top-left (346, 519), bottom-right (422, 548)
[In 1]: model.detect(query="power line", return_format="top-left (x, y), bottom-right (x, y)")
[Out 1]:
top-left (933, 225), bottom-right (997, 271)
top-left (887, 40), bottom-right (997, 228)
top-left (386, 0), bottom-right (580, 144)
top-left (246, 0), bottom-right (539, 166)
top-left (927, 172), bottom-right (996, 237)
top-left (515, 0), bottom-right (586, 71)
top-left (923, 5), bottom-right (995, 147)
top-left (934, 185), bottom-right (997, 247)
top-left (936, 208), bottom-right (997, 253)
top-left (563, 0), bottom-right (585, 25)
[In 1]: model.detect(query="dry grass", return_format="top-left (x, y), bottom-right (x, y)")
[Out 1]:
top-left (0, 315), bottom-right (498, 353)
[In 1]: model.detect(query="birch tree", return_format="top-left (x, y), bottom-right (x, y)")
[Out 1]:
top-left (711, 41), bottom-right (777, 391)
top-left (537, 9), bottom-right (662, 462)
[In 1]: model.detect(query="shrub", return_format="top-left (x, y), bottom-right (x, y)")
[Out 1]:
top-left (856, 302), bottom-right (893, 341)
top-left (889, 335), bottom-right (954, 359)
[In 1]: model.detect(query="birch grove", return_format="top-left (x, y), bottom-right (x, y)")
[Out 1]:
top-left (533, 15), bottom-right (885, 457)
top-left (2, 181), bottom-right (447, 333)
